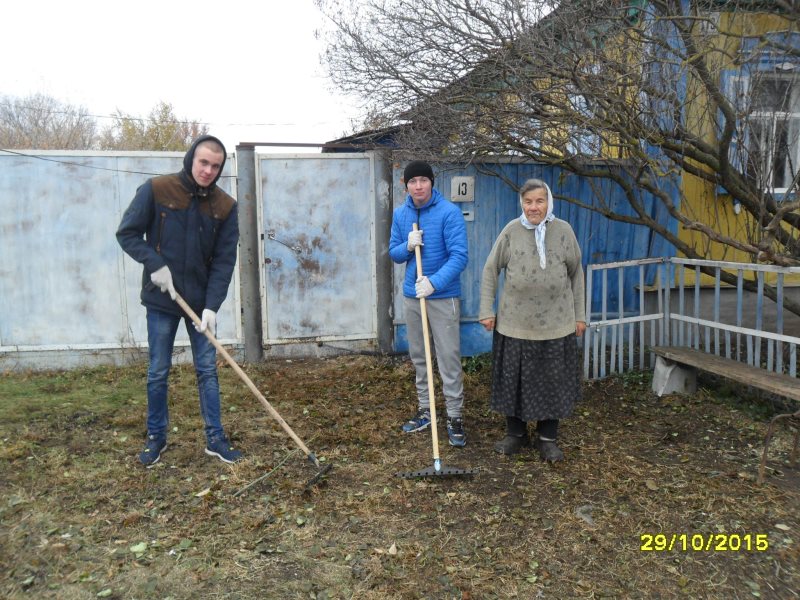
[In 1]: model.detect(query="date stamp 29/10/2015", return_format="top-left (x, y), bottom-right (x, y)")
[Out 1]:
top-left (640, 533), bottom-right (769, 552)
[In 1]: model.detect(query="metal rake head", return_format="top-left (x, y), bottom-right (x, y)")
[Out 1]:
top-left (303, 462), bottom-right (333, 490)
top-left (395, 465), bottom-right (479, 479)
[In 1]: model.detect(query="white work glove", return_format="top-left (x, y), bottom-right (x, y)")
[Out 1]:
top-left (415, 276), bottom-right (434, 299)
top-left (150, 266), bottom-right (176, 300)
top-left (407, 229), bottom-right (424, 252)
top-left (196, 309), bottom-right (217, 334)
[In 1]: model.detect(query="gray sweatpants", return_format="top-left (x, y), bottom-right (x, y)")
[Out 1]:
top-left (404, 296), bottom-right (465, 418)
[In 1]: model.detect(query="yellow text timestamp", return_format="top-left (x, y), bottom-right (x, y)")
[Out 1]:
top-left (640, 533), bottom-right (769, 552)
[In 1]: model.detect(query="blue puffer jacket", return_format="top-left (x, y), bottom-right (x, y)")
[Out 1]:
top-left (116, 136), bottom-right (239, 317)
top-left (389, 188), bottom-right (468, 299)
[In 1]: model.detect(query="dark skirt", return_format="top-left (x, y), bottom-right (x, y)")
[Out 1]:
top-left (489, 331), bottom-right (582, 422)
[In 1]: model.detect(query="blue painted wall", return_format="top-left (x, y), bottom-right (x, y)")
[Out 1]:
top-left (392, 161), bottom-right (677, 356)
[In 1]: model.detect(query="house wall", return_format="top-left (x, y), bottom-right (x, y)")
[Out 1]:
top-left (391, 160), bottom-right (674, 356)
top-left (678, 11), bottom-right (800, 285)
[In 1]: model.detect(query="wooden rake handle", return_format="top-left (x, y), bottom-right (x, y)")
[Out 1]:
top-left (412, 223), bottom-right (441, 466)
top-left (173, 293), bottom-right (319, 467)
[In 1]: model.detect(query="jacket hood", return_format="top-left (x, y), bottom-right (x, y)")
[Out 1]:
top-left (183, 134), bottom-right (227, 190)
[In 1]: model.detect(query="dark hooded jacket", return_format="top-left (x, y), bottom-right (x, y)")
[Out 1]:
top-left (116, 135), bottom-right (239, 317)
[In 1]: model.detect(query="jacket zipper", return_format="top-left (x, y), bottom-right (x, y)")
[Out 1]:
top-left (156, 211), bottom-right (166, 253)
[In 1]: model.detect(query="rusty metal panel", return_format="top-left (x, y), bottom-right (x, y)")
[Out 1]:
top-left (258, 154), bottom-right (376, 343)
top-left (0, 151), bottom-right (240, 367)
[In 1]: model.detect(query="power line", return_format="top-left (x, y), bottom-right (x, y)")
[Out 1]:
top-left (0, 148), bottom-right (235, 178)
top-left (0, 100), bottom-right (351, 129)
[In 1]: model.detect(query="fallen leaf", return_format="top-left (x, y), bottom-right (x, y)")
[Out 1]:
top-left (775, 523), bottom-right (790, 531)
top-left (575, 505), bottom-right (595, 526)
top-left (645, 479), bottom-right (659, 491)
top-left (194, 487), bottom-right (212, 497)
top-left (177, 539), bottom-right (192, 550)
top-left (129, 542), bottom-right (147, 555)
top-left (388, 543), bottom-right (398, 555)
top-left (121, 513), bottom-right (143, 527)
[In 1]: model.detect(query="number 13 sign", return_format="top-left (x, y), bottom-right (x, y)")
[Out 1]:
top-left (450, 176), bottom-right (474, 202)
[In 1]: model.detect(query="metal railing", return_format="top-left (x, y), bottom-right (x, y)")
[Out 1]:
top-left (583, 257), bottom-right (800, 380)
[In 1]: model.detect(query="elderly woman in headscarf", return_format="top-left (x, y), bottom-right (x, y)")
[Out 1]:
top-left (478, 178), bottom-right (586, 461)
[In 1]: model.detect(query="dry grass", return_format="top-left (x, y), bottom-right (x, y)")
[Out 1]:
top-left (0, 355), bottom-right (798, 599)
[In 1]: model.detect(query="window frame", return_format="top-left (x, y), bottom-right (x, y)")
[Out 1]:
top-left (746, 70), bottom-right (800, 196)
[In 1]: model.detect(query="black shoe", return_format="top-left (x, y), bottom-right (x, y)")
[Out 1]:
top-left (535, 438), bottom-right (564, 462)
top-left (205, 435), bottom-right (243, 464)
top-left (493, 434), bottom-right (530, 455)
top-left (446, 417), bottom-right (467, 447)
top-left (139, 434), bottom-right (167, 467)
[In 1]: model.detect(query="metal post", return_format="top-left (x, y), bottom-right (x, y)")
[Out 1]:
top-left (235, 144), bottom-right (264, 363)
top-left (583, 266), bottom-right (593, 379)
top-left (663, 260), bottom-right (671, 346)
top-left (370, 151), bottom-right (394, 354)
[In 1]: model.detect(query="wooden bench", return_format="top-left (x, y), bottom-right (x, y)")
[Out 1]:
top-left (651, 346), bottom-right (799, 484)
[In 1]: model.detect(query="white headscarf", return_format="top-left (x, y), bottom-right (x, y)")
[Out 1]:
top-left (519, 181), bottom-right (555, 269)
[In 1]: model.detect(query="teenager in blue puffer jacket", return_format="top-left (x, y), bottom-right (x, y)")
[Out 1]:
top-left (117, 135), bottom-right (242, 467)
top-left (389, 160), bottom-right (469, 447)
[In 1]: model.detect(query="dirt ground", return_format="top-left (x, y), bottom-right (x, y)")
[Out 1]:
top-left (1, 354), bottom-right (798, 599)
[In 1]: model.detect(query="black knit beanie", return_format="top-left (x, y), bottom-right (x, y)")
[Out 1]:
top-left (403, 161), bottom-right (435, 187)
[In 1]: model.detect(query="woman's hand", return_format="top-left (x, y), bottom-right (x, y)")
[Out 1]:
top-left (576, 321), bottom-right (586, 337)
top-left (480, 317), bottom-right (495, 332)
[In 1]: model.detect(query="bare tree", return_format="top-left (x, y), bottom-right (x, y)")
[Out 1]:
top-left (317, 0), bottom-right (800, 308)
top-left (0, 93), bottom-right (97, 149)
top-left (98, 101), bottom-right (208, 151)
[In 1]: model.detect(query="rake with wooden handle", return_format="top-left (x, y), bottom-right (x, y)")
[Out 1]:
top-left (395, 223), bottom-right (478, 479)
top-left (169, 289), bottom-right (331, 483)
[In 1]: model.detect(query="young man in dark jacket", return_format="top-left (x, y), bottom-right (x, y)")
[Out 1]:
top-left (117, 135), bottom-right (241, 466)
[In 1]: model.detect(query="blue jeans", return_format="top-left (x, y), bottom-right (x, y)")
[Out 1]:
top-left (146, 307), bottom-right (224, 441)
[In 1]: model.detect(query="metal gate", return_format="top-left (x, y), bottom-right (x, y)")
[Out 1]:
top-left (257, 153), bottom-right (379, 349)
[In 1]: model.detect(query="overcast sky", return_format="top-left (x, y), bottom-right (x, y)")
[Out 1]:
top-left (2, 0), bottom-right (362, 152)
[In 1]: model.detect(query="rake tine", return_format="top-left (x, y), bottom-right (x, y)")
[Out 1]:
top-left (395, 465), bottom-right (480, 479)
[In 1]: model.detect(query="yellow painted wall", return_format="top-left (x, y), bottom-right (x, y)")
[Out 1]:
top-left (678, 11), bottom-right (799, 285)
